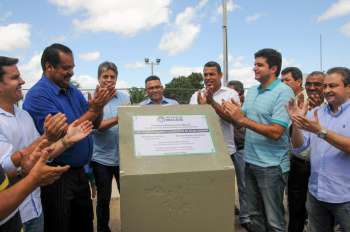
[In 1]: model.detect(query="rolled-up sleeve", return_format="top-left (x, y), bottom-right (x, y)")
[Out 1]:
top-left (0, 137), bottom-right (16, 173)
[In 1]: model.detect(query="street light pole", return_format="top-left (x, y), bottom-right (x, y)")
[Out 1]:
top-left (144, 58), bottom-right (161, 76)
top-left (222, 0), bottom-right (229, 86)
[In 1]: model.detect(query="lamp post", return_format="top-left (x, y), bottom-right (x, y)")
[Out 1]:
top-left (222, 0), bottom-right (229, 86)
top-left (144, 58), bottom-right (161, 76)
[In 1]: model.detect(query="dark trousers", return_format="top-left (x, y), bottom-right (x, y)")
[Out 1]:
top-left (91, 161), bottom-right (120, 232)
top-left (41, 168), bottom-right (93, 232)
top-left (288, 156), bottom-right (311, 232)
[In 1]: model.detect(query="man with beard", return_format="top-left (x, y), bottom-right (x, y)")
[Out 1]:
top-left (221, 49), bottom-right (294, 231)
top-left (139, 75), bottom-right (178, 105)
top-left (288, 67), bottom-right (350, 231)
top-left (23, 44), bottom-right (115, 232)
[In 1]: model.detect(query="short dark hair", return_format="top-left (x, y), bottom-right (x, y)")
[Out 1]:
top-left (145, 75), bottom-right (160, 85)
top-left (98, 61), bottom-right (118, 78)
top-left (227, 80), bottom-right (244, 95)
top-left (204, 61), bottom-right (222, 74)
top-left (308, 71), bottom-right (325, 78)
top-left (41, 43), bottom-right (73, 71)
top-left (326, 67), bottom-right (350, 86)
top-left (281, 67), bottom-right (303, 84)
top-left (254, 48), bottom-right (282, 77)
top-left (0, 56), bottom-right (18, 81)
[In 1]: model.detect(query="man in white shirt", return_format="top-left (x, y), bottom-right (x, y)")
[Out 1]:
top-left (189, 61), bottom-right (247, 226)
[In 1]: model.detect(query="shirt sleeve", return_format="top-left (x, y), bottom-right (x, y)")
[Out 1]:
top-left (189, 92), bottom-right (198, 105)
top-left (23, 90), bottom-right (61, 134)
top-left (291, 129), bottom-right (311, 154)
top-left (271, 88), bottom-right (294, 128)
top-left (0, 135), bottom-right (16, 173)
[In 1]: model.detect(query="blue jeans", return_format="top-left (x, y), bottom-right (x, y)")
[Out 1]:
top-left (306, 192), bottom-right (350, 232)
top-left (23, 212), bottom-right (44, 232)
top-left (245, 163), bottom-right (288, 232)
top-left (231, 151), bottom-right (250, 224)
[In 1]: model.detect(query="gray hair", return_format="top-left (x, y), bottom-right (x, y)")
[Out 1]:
top-left (98, 61), bottom-right (118, 78)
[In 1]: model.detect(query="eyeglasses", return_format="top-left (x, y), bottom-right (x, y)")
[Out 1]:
top-left (146, 86), bottom-right (162, 91)
top-left (305, 82), bottom-right (323, 87)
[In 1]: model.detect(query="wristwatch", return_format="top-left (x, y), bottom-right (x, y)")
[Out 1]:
top-left (317, 128), bottom-right (328, 139)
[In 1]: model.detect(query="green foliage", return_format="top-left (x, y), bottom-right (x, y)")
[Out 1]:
top-left (128, 87), bottom-right (146, 104)
top-left (164, 72), bottom-right (204, 104)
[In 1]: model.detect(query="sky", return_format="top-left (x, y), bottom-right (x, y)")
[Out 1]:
top-left (1, 0), bottom-right (350, 90)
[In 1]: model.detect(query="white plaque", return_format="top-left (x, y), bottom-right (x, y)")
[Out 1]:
top-left (133, 115), bottom-right (215, 156)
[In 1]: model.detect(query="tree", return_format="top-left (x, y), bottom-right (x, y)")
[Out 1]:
top-left (128, 87), bottom-right (146, 104)
top-left (164, 72), bottom-right (204, 104)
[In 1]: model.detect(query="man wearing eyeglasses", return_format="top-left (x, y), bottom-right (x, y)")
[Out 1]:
top-left (139, 75), bottom-right (178, 105)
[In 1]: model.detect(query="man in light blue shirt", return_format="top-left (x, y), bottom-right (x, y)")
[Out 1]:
top-left (139, 75), bottom-right (178, 105)
top-left (90, 61), bottom-right (130, 232)
top-left (289, 67), bottom-right (350, 231)
top-left (222, 49), bottom-right (294, 232)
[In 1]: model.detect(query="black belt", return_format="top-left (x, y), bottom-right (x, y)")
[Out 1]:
top-left (291, 155), bottom-right (310, 164)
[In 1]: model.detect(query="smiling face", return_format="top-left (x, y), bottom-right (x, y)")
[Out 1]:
top-left (0, 65), bottom-right (25, 104)
top-left (305, 74), bottom-right (324, 102)
top-left (146, 79), bottom-right (164, 104)
top-left (253, 57), bottom-right (277, 84)
top-left (46, 51), bottom-right (75, 89)
top-left (203, 66), bottom-right (222, 92)
top-left (98, 68), bottom-right (117, 88)
top-left (323, 73), bottom-right (350, 109)
top-left (281, 72), bottom-right (302, 94)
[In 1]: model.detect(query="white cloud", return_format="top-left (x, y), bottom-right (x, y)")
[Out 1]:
top-left (19, 53), bottom-right (43, 89)
top-left (159, 1), bottom-right (208, 55)
top-left (217, 0), bottom-right (240, 14)
top-left (72, 75), bottom-right (130, 90)
top-left (317, 0), bottom-right (350, 22)
top-left (125, 61), bottom-right (146, 69)
top-left (339, 21), bottom-right (350, 37)
top-left (170, 66), bottom-right (202, 78)
top-left (72, 75), bottom-right (98, 89)
top-left (245, 13), bottom-right (265, 24)
top-left (0, 23), bottom-right (31, 51)
top-left (50, 0), bottom-right (171, 36)
top-left (229, 66), bottom-right (257, 88)
top-left (79, 51), bottom-right (100, 61)
top-left (282, 57), bottom-right (301, 69)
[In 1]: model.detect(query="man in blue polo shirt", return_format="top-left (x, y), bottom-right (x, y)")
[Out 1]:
top-left (222, 48), bottom-right (294, 232)
top-left (23, 43), bottom-right (115, 232)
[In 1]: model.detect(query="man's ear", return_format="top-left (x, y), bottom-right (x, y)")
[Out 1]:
top-left (45, 63), bottom-right (53, 72)
top-left (271, 65), bottom-right (278, 75)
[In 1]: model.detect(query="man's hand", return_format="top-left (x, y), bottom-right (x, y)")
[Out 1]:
top-left (291, 110), bottom-right (322, 134)
top-left (222, 99), bottom-right (245, 126)
top-left (197, 90), bottom-right (207, 105)
top-left (28, 147), bottom-right (70, 186)
top-left (308, 93), bottom-right (323, 109)
top-left (286, 98), bottom-right (308, 118)
top-left (20, 139), bottom-right (51, 175)
top-left (62, 120), bottom-right (93, 147)
top-left (88, 84), bottom-right (116, 113)
top-left (205, 88), bottom-right (215, 105)
top-left (43, 113), bottom-right (68, 142)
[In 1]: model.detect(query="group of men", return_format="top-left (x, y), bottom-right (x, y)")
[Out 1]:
top-left (0, 43), bottom-right (349, 232)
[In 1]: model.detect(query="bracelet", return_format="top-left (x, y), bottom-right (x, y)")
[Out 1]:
top-left (61, 137), bottom-right (72, 149)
